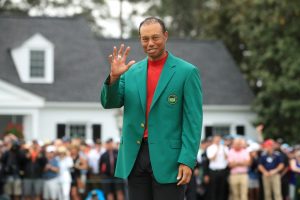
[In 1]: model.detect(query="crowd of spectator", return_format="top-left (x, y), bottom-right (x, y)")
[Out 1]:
top-left (1, 133), bottom-right (300, 200)
top-left (0, 134), bottom-right (123, 200)
top-left (191, 134), bottom-right (300, 200)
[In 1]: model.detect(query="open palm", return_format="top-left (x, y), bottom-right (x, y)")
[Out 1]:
top-left (109, 44), bottom-right (135, 80)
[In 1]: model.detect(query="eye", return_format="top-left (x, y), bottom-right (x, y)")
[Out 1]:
top-left (152, 36), bottom-right (160, 41)
top-left (142, 37), bottom-right (149, 42)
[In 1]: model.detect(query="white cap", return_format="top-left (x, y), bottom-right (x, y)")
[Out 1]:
top-left (247, 142), bottom-right (261, 152)
top-left (46, 145), bottom-right (56, 153)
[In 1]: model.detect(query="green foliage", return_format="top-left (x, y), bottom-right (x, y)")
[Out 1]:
top-left (4, 122), bottom-right (23, 139)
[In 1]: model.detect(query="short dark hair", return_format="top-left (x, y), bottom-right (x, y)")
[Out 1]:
top-left (106, 138), bottom-right (113, 144)
top-left (138, 17), bottom-right (167, 35)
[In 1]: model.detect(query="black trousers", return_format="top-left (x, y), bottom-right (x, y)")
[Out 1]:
top-left (128, 140), bottom-right (185, 200)
top-left (206, 169), bottom-right (228, 200)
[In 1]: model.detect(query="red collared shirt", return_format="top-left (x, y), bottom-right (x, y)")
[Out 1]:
top-left (143, 53), bottom-right (168, 138)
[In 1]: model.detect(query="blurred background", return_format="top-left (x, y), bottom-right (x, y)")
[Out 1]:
top-left (0, 0), bottom-right (299, 143)
top-left (0, 0), bottom-right (300, 200)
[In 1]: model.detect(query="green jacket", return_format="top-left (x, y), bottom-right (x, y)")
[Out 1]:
top-left (101, 52), bottom-right (203, 184)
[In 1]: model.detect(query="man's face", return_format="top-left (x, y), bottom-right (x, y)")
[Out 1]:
top-left (46, 151), bottom-right (55, 159)
top-left (213, 136), bottom-right (221, 144)
top-left (139, 22), bottom-right (168, 61)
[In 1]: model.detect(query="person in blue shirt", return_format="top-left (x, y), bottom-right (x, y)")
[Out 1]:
top-left (258, 139), bottom-right (284, 200)
top-left (43, 145), bottom-right (60, 200)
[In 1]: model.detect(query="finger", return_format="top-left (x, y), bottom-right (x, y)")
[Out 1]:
top-left (108, 54), bottom-right (113, 63)
top-left (177, 171), bottom-right (191, 185)
top-left (123, 46), bottom-right (131, 61)
top-left (113, 46), bottom-right (117, 60)
top-left (118, 44), bottom-right (124, 57)
top-left (177, 176), bottom-right (185, 185)
top-left (177, 166), bottom-right (183, 182)
top-left (126, 60), bottom-right (136, 70)
top-left (177, 173), bottom-right (186, 185)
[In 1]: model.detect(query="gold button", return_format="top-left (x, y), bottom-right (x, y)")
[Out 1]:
top-left (136, 140), bottom-right (141, 144)
top-left (141, 123), bottom-right (145, 128)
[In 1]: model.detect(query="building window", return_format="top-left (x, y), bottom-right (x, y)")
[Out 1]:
top-left (204, 125), bottom-right (230, 138)
top-left (69, 124), bottom-right (86, 139)
top-left (212, 125), bottom-right (230, 136)
top-left (30, 50), bottom-right (45, 78)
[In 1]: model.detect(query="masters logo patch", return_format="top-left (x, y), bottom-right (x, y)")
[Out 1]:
top-left (168, 94), bottom-right (178, 105)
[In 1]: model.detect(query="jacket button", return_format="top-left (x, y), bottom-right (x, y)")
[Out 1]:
top-left (136, 140), bottom-right (141, 144)
top-left (140, 123), bottom-right (145, 128)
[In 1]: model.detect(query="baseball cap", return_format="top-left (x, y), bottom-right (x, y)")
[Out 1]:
top-left (46, 145), bottom-right (56, 153)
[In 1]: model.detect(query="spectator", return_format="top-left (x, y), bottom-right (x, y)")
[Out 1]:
top-left (290, 150), bottom-right (300, 200)
top-left (195, 139), bottom-right (211, 199)
top-left (258, 139), bottom-right (284, 200)
top-left (43, 145), bottom-right (60, 200)
top-left (206, 135), bottom-right (229, 200)
top-left (99, 138), bottom-right (124, 200)
top-left (1, 135), bottom-right (22, 200)
top-left (57, 146), bottom-right (73, 200)
top-left (0, 140), bottom-right (9, 200)
top-left (227, 138), bottom-right (250, 200)
top-left (87, 139), bottom-right (105, 190)
top-left (22, 140), bottom-right (47, 200)
top-left (277, 142), bottom-right (291, 200)
top-left (70, 144), bottom-right (88, 200)
top-left (247, 142), bottom-right (261, 200)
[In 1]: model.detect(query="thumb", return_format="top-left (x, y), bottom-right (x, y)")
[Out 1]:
top-left (177, 165), bottom-right (183, 180)
top-left (126, 60), bottom-right (136, 69)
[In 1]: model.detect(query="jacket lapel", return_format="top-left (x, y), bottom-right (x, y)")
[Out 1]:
top-left (150, 54), bottom-right (176, 110)
top-left (135, 59), bottom-right (147, 114)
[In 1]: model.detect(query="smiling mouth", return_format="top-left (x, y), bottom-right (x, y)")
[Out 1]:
top-left (147, 49), bottom-right (156, 53)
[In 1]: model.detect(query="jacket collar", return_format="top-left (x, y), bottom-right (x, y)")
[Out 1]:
top-left (135, 52), bottom-right (177, 114)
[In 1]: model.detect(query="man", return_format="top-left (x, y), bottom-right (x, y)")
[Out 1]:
top-left (227, 138), bottom-right (250, 200)
top-left (99, 138), bottom-right (124, 200)
top-left (206, 134), bottom-right (229, 200)
top-left (87, 139), bottom-right (105, 191)
top-left (22, 140), bottom-right (47, 200)
top-left (43, 145), bottom-right (60, 200)
top-left (100, 17), bottom-right (203, 200)
top-left (1, 135), bottom-right (22, 200)
top-left (258, 139), bottom-right (284, 200)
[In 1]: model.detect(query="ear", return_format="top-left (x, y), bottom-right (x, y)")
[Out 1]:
top-left (164, 31), bottom-right (168, 41)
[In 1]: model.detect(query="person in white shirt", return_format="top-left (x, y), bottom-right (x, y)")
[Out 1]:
top-left (206, 134), bottom-right (229, 200)
top-left (87, 139), bottom-right (106, 175)
top-left (87, 139), bottom-right (106, 190)
top-left (57, 146), bottom-right (73, 200)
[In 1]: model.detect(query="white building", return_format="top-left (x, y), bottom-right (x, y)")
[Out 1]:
top-left (0, 15), bottom-right (257, 143)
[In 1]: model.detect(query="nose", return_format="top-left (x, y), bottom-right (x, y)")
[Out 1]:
top-left (148, 38), bottom-right (155, 46)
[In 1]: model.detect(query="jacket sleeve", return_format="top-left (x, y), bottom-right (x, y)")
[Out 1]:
top-left (178, 67), bottom-right (203, 169)
top-left (100, 74), bottom-right (125, 109)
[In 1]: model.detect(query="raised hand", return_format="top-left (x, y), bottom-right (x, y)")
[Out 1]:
top-left (108, 44), bottom-right (135, 84)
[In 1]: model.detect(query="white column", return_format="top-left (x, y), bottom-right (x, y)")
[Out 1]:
top-left (23, 115), bottom-right (32, 141)
top-left (86, 123), bottom-right (92, 141)
top-left (32, 110), bottom-right (39, 140)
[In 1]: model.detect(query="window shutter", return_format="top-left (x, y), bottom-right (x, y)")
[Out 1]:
top-left (92, 124), bottom-right (102, 142)
top-left (57, 124), bottom-right (66, 138)
top-left (205, 126), bottom-right (213, 138)
top-left (236, 125), bottom-right (245, 135)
